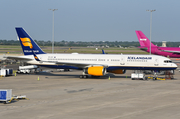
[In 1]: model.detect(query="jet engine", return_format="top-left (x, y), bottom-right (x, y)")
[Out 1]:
top-left (108, 69), bottom-right (126, 74)
top-left (84, 66), bottom-right (106, 76)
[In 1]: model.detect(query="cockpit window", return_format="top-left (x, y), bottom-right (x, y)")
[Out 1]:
top-left (164, 60), bottom-right (172, 63)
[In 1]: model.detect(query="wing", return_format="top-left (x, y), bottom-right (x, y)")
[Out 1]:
top-left (32, 51), bottom-right (108, 68)
top-left (32, 53), bottom-right (108, 68)
top-left (160, 50), bottom-right (180, 54)
top-left (137, 46), bottom-right (148, 51)
top-left (4, 56), bottom-right (33, 61)
top-left (55, 61), bottom-right (108, 68)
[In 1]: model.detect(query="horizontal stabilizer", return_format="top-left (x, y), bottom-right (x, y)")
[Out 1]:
top-left (138, 46), bottom-right (148, 51)
top-left (4, 56), bottom-right (33, 61)
top-left (160, 50), bottom-right (180, 54)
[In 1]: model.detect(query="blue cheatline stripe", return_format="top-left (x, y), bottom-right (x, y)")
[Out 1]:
top-left (107, 66), bottom-right (176, 70)
top-left (38, 65), bottom-right (176, 71)
top-left (39, 65), bottom-right (81, 70)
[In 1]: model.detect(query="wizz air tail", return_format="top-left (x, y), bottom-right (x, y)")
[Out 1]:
top-left (135, 31), bottom-right (157, 48)
top-left (16, 27), bottom-right (45, 55)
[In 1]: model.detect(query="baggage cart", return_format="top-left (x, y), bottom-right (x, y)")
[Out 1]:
top-left (0, 89), bottom-right (12, 104)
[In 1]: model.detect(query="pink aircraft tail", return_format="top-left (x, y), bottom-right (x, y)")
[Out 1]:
top-left (135, 31), bottom-right (157, 48)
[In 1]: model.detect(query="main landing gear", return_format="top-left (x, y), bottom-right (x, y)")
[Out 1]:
top-left (153, 71), bottom-right (158, 80)
top-left (79, 75), bottom-right (88, 79)
top-left (80, 70), bottom-right (89, 78)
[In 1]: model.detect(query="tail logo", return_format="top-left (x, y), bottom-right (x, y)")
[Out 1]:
top-left (35, 56), bottom-right (40, 61)
top-left (20, 38), bottom-right (33, 49)
top-left (140, 39), bottom-right (147, 41)
top-left (35, 56), bottom-right (38, 60)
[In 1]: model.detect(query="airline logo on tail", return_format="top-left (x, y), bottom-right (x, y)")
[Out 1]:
top-left (20, 37), bottom-right (33, 49)
top-left (140, 39), bottom-right (147, 41)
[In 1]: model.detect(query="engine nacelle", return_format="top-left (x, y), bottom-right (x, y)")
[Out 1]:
top-left (108, 69), bottom-right (126, 74)
top-left (84, 66), bottom-right (106, 76)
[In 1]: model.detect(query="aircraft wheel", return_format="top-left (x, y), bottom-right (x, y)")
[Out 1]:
top-left (4, 101), bottom-right (9, 104)
top-left (80, 75), bottom-right (83, 79)
top-left (80, 75), bottom-right (88, 78)
top-left (84, 75), bottom-right (88, 78)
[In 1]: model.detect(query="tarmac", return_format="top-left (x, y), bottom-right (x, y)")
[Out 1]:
top-left (0, 69), bottom-right (180, 119)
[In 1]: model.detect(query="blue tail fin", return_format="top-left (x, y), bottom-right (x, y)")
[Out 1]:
top-left (15, 27), bottom-right (46, 55)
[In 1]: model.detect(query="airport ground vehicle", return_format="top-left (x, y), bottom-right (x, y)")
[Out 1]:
top-left (16, 65), bottom-right (39, 74)
top-left (0, 89), bottom-right (12, 104)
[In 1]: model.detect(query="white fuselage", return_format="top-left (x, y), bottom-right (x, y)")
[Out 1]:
top-left (24, 54), bottom-right (177, 70)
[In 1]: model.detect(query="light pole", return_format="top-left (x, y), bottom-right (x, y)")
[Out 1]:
top-left (146, 9), bottom-right (156, 55)
top-left (49, 9), bottom-right (58, 53)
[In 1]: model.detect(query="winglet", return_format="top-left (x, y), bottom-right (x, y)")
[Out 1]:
top-left (102, 49), bottom-right (108, 54)
top-left (102, 49), bottom-right (105, 54)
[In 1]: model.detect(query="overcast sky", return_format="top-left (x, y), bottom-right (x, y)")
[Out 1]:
top-left (0, 0), bottom-right (180, 42)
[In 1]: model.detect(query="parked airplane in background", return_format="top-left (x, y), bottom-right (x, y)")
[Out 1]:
top-left (5, 28), bottom-right (177, 78)
top-left (136, 30), bottom-right (180, 58)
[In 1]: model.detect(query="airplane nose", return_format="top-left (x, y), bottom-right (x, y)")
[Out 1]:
top-left (173, 63), bottom-right (178, 68)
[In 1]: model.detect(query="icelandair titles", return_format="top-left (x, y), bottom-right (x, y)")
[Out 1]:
top-left (127, 56), bottom-right (152, 62)
top-left (128, 56), bottom-right (152, 60)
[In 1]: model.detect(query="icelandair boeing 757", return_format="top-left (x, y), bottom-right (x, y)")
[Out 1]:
top-left (136, 30), bottom-right (180, 58)
top-left (5, 28), bottom-right (177, 78)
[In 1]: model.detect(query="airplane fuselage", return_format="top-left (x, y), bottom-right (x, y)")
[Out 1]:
top-left (25, 54), bottom-right (177, 71)
top-left (10, 28), bottom-right (177, 77)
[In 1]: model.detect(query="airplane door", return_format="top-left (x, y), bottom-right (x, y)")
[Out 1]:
top-left (155, 48), bottom-right (160, 54)
top-left (120, 57), bottom-right (125, 65)
top-left (155, 48), bottom-right (158, 54)
top-left (154, 58), bottom-right (159, 66)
